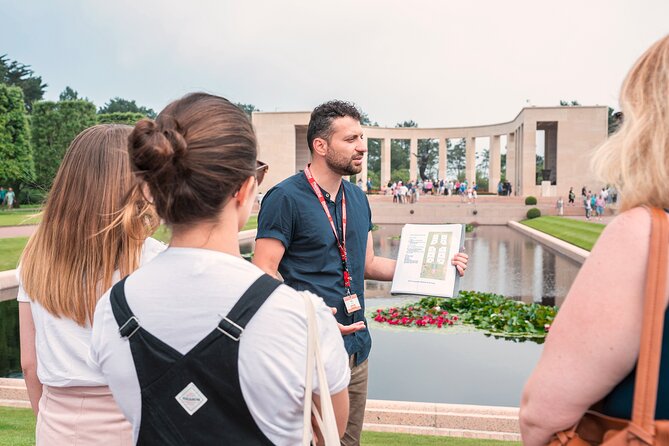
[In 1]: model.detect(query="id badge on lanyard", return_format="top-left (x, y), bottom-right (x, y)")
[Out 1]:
top-left (304, 165), bottom-right (362, 315)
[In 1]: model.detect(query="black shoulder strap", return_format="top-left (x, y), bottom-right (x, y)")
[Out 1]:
top-left (217, 274), bottom-right (282, 341)
top-left (109, 276), bottom-right (140, 338)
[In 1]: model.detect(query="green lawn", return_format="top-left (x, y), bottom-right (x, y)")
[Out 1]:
top-left (521, 216), bottom-right (605, 251)
top-left (0, 211), bottom-right (41, 227)
top-left (0, 407), bottom-right (519, 446)
top-left (361, 432), bottom-right (519, 445)
top-left (0, 237), bottom-right (28, 271)
top-left (0, 407), bottom-right (35, 446)
top-left (0, 216), bottom-right (259, 271)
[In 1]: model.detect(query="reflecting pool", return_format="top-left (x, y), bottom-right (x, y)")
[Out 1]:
top-left (1, 224), bottom-right (582, 406)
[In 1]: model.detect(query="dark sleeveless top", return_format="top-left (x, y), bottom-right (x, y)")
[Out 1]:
top-left (109, 274), bottom-right (282, 445)
top-left (600, 217), bottom-right (669, 419)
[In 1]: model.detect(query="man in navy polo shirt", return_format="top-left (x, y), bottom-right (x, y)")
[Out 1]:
top-left (254, 100), bottom-right (468, 445)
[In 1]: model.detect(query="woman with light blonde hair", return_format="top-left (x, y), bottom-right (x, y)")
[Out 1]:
top-left (18, 124), bottom-right (163, 445)
top-left (520, 33), bottom-right (669, 445)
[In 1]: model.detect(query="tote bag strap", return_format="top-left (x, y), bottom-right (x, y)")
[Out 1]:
top-left (302, 294), bottom-right (340, 446)
top-left (630, 207), bottom-right (669, 444)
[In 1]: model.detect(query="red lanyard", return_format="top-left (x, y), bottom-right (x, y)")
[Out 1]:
top-left (304, 165), bottom-right (351, 292)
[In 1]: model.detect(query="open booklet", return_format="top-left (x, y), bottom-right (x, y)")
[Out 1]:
top-left (390, 223), bottom-right (466, 298)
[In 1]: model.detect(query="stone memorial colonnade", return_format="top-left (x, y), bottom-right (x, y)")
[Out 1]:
top-left (252, 106), bottom-right (608, 197)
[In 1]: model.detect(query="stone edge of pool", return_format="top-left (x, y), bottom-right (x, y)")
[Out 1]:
top-left (0, 378), bottom-right (521, 441)
top-left (507, 221), bottom-right (589, 264)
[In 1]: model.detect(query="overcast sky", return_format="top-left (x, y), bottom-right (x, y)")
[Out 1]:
top-left (2, 0), bottom-right (668, 128)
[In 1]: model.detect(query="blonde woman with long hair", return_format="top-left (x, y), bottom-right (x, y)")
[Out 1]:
top-left (520, 34), bottom-right (669, 445)
top-left (19, 124), bottom-right (163, 445)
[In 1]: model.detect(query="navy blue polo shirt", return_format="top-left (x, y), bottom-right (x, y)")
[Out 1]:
top-left (256, 171), bottom-right (373, 365)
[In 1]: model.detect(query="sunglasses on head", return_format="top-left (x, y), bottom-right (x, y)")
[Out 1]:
top-left (256, 160), bottom-right (269, 186)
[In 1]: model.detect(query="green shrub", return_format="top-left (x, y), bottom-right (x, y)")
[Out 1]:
top-left (525, 196), bottom-right (537, 205)
top-left (97, 112), bottom-right (146, 125)
top-left (526, 208), bottom-right (541, 219)
top-left (18, 188), bottom-right (47, 205)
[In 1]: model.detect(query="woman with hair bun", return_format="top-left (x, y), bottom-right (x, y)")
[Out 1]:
top-left (90, 92), bottom-right (350, 445)
top-left (19, 124), bottom-right (163, 445)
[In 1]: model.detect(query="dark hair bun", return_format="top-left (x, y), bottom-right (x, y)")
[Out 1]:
top-left (127, 93), bottom-right (257, 226)
top-left (128, 119), bottom-right (187, 182)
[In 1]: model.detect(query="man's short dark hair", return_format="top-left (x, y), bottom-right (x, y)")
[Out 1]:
top-left (307, 100), bottom-right (361, 152)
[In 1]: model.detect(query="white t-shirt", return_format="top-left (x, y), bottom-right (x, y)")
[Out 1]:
top-left (17, 237), bottom-right (166, 387)
top-left (88, 248), bottom-right (350, 446)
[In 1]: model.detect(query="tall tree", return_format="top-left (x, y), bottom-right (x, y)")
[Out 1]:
top-left (475, 148), bottom-right (490, 191)
top-left (0, 85), bottom-right (35, 197)
top-left (0, 54), bottom-right (47, 112)
top-left (366, 138), bottom-right (381, 188)
top-left (98, 97), bottom-right (156, 119)
top-left (59, 86), bottom-right (79, 101)
top-left (32, 99), bottom-right (97, 188)
top-left (447, 139), bottom-right (466, 181)
top-left (394, 120), bottom-right (440, 180)
top-left (608, 107), bottom-right (622, 135)
top-left (501, 153), bottom-right (507, 181)
top-left (235, 103), bottom-right (259, 118)
top-left (360, 112), bottom-right (378, 127)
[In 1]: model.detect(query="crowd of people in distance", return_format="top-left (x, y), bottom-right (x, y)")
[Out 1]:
top-left (382, 178), bottom-right (484, 204)
top-left (579, 185), bottom-right (617, 220)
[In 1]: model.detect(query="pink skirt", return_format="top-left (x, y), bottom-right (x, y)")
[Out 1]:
top-left (36, 385), bottom-right (133, 446)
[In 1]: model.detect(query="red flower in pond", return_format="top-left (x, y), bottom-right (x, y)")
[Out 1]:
top-left (452, 316), bottom-right (459, 321)
top-left (448, 321), bottom-right (454, 325)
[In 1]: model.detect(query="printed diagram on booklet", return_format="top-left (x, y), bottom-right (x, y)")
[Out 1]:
top-left (421, 232), bottom-right (452, 280)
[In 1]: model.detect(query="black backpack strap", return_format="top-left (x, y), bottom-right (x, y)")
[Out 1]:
top-left (217, 274), bottom-right (282, 342)
top-left (110, 276), bottom-right (141, 338)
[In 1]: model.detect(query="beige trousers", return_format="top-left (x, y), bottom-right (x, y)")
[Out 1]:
top-left (341, 356), bottom-right (369, 446)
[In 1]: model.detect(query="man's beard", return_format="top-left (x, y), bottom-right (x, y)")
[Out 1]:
top-left (325, 146), bottom-right (362, 176)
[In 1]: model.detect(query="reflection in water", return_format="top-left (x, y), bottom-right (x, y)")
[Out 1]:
top-left (368, 326), bottom-right (543, 406)
top-left (366, 225), bottom-right (581, 307)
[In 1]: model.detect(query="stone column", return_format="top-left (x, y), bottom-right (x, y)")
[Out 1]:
top-left (522, 122), bottom-right (537, 197)
top-left (438, 138), bottom-right (447, 180)
top-left (506, 132), bottom-right (516, 194)
top-left (409, 138), bottom-right (418, 182)
top-left (465, 136), bottom-right (476, 184)
top-left (489, 135), bottom-right (501, 194)
top-left (381, 137), bottom-right (391, 188)
top-left (357, 143), bottom-right (368, 190)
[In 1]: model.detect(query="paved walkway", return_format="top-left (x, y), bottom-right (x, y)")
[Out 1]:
top-left (0, 225), bottom-right (37, 238)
